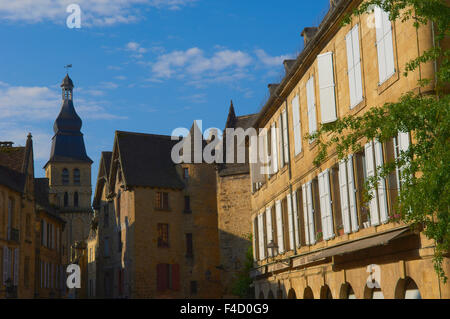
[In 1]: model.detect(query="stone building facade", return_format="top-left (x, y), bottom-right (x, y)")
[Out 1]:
top-left (249, 0), bottom-right (449, 299)
top-left (44, 74), bottom-right (93, 266)
top-left (93, 127), bottom-right (221, 299)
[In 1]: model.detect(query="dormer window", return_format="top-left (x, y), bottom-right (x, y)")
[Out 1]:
top-left (74, 168), bottom-right (80, 185)
top-left (62, 168), bottom-right (69, 185)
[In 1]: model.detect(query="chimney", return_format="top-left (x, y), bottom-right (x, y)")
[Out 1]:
top-left (283, 60), bottom-right (296, 75)
top-left (268, 84), bottom-right (279, 96)
top-left (301, 27), bottom-right (319, 46)
top-left (0, 141), bottom-right (14, 147)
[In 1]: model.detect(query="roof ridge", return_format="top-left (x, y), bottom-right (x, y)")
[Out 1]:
top-left (116, 130), bottom-right (176, 139)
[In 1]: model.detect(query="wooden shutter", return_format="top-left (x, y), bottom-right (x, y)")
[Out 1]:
top-left (317, 52), bottom-right (337, 123)
top-left (3, 246), bottom-right (8, 285)
top-left (278, 114), bottom-right (284, 167)
top-left (252, 218), bottom-right (257, 261)
top-left (339, 160), bottom-right (351, 234)
top-left (291, 95), bottom-right (302, 155)
top-left (157, 264), bottom-right (167, 292)
top-left (258, 213), bottom-right (265, 260)
top-left (396, 131), bottom-right (411, 190)
top-left (13, 248), bottom-right (19, 286)
top-left (271, 123), bottom-right (278, 173)
top-left (302, 185), bottom-right (310, 245)
top-left (346, 25), bottom-right (363, 108)
top-left (171, 264), bottom-right (180, 291)
top-left (264, 131), bottom-right (270, 177)
top-left (282, 110), bottom-right (289, 164)
top-left (292, 191), bottom-right (301, 248)
top-left (286, 194), bottom-right (295, 250)
top-left (318, 170), bottom-right (334, 240)
top-left (347, 155), bottom-right (359, 232)
top-left (306, 77), bottom-right (317, 135)
top-left (374, 140), bottom-right (389, 223)
top-left (375, 6), bottom-right (395, 83)
top-left (365, 142), bottom-right (380, 226)
top-left (306, 182), bottom-right (316, 245)
top-left (275, 201), bottom-right (284, 253)
top-left (265, 207), bottom-right (273, 256)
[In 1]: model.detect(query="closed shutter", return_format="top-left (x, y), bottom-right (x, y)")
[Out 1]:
top-left (291, 95), bottom-right (302, 155)
top-left (317, 52), bottom-right (337, 123)
top-left (365, 142), bottom-right (380, 226)
top-left (306, 77), bottom-right (317, 135)
top-left (302, 185), bottom-right (310, 245)
top-left (171, 264), bottom-right (180, 291)
top-left (318, 170), bottom-right (334, 240)
top-left (306, 182), bottom-right (316, 245)
top-left (339, 160), bottom-right (351, 234)
top-left (3, 246), bottom-right (8, 285)
top-left (292, 191), bottom-right (301, 248)
top-left (271, 123), bottom-right (278, 173)
top-left (278, 114), bottom-right (284, 167)
top-left (286, 194), bottom-right (294, 250)
top-left (157, 264), bottom-right (167, 292)
top-left (275, 201), bottom-right (284, 254)
top-left (258, 213), bottom-right (265, 260)
top-left (347, 155), bottom-right (359, 232)
top-left (374, 140), bottom-right (389, 223)
top-left (375, 6), bottom-right (395, 84)
top-left (346, 25), bottom-right (363, 108)
top-left (282, 110), bottom-right (289, 164)
top-left (13, 248), bottom-right (19, 286)
top-left (265, 207), bottom-right (273, 256)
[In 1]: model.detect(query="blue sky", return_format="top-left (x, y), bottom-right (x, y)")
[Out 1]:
top-left (0, 0), bottom-right (330, 184)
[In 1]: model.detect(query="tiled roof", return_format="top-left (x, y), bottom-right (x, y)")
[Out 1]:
top-left (0, 146), bottom-right (26, 172)
top-left (0, 165), bottom-right (25, 193)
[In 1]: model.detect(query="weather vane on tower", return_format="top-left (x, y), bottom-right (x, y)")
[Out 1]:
top-left (64, 64), bottom-right (72, 74)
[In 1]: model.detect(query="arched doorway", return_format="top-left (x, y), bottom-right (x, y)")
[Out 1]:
top-left (287, 288), bottom-right (297, 299)
top-left (267, 290), bottom-right (275, 299)
top-left (276, 289), bottom-right (283, 299)
top-left (320, 285), bottom-right (333, 299)
top-left (258, 291), bottom-right (265, 300)
top-left (395, 277), bottom-right (422, 299)
top-left (303, 286), bottom-right (314, 299)
top-left (339, 283), bottom-right (356, 299)
top-left (364, 286), bottom-right (384, 299)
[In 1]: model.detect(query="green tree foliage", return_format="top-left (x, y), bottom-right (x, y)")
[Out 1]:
top-left (309, 0), bottom-right (450, 282)
top-left (231, 234), bottom-right (255, 298)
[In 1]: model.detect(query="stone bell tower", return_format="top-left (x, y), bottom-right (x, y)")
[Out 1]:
top-left (44, 74), bottom-right (93, 264)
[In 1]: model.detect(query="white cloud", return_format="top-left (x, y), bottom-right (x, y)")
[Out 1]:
top-left (0, 0), bottom-right (197, 27)
top-left (255, 49), bottom-right (293, 68)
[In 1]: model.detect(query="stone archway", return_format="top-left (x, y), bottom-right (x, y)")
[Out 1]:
top-left (364, 285), bottom-right (385, 299)
top-left (320, 285), bottom-right (333, 299)
top-left (287, 288), bottom-right (297, 299)
top-left (395, 277), bottom-right (422, 299)
top-left (339, 283), bottom-right (356, 299)
top-left (303, 286), bottom-right (314, 299)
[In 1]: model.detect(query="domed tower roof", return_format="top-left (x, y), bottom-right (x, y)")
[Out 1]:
top-left (45, 74), bottom-right (92, 167)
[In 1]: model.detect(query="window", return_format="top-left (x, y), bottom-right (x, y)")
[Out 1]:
top-left (306, 76), bottom-right (317, 138)
top-left (157, 224), bottom-right (169, 248)
top-left (155, 192), bottom-right (169, 210)
top-left (74, 192), bottom-right (79, 208)
top-left (291, 95), bottom-right (302, 156)
top-left (183, 168), bottom-right (189, 180)
top-left (190, 281), bottom-right (198, 295)
top-left (275, 200), bottom-right (284, 254)
top-left (338, 156), bottom-right (359, 234)
top-left (265, 207), bottom-right (274, 257)
top-left (270, 122), bottom-right (279, 174)
top-left (104, 238), bottom-right (110, 257)
top-left (104, 204), bottom-right (109, 227)
top-left (184, 196), bottom-right (191, 213)
top-left (346, 24), bottom-right (364, 108)
top-left (253, 217), bottom-right (259, 261)
top-left (318, 169), bottom-right (335, 241)
top-left (62, 168), bottom-right (69, 185)
top-left (24, 256), bottom-right (30, 289)
top-left (7, 198), bottom-right (14, 239)
top-left (302, 182), bottom-right (316, 245)
top-left (317, 52), bottom-right (337, 123)
top-left (117, 231), bottom-right (122, 252)
top-left (73, 168), bottom-right (80, 185)
top-left (277, 115), bottom-right (285, 168)
top-left (281, 110), bottom-right (289, 165)
top-left (157, 264), bottom-right (180, 292)
top-left (375, 6), bottom-right (395, 84)
top-left (282, 197), bottom-right (292, 251)
top-left (257, 212), bottom-right (266, 260)
top-left (64, 192), bottom-right (69, 207)
top-left (186, 234), bottom-right (193, 258)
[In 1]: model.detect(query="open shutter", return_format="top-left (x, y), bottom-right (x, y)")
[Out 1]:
top-left (347, 155), bottom-right (359, 232)
top-left (278, 115), bottom-right (284, 167)
top-left (265, 207), bottom-right (273, 256)
top-left (317, 52), bottom-right (337, 123)
top-left (3, 246), bottom-right (8, 285)
top-left (292, 191), bottom-right (301, 248)
top-left (258, 213), bottom-right (265, 260)
top-left (286, 193), bottom-right (294, 250)
top-left (374, 140), bottom-right (389, 223)
top-left (172, 264), bottom-right (180, 291)
top-left (13, 248), bottom-right (19, 286)
top-left (375, 6), bottom-right (395, 83)
top-left (275, 201), bottom-right (284, 254)
top-left (291, 95), bottom-right (302, 155)
top-left (339, 160), bottom-right (351, 234)
top-left (264, 132), bottom-right (270, 177)
top-left (375, 7), bottom-right (387, 83)
top-left (302, 185), bottom-right (310, 245)
top-left (270, 123), bottom-right (278, 174)
top-left (306, 77), bottom-right (317, 135)
top-left (306, 182), bottom-right (316, 245)
top-left (282, 110), bottom-right (289, 164)
top-left (346, 30), bottom-right (356, 107)
top-left (252, 219), bottom-right (257, 261)
top-left (382, 10), bottom-right (395, 79)
top-left (346, 25), bottom-right (363, 108)
top-left (319, 170), bottom-right (334, 240)
top-left (365, 142), bottom-right (380, 226)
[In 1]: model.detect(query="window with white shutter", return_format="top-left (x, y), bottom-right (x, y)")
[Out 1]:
top-left (302, 185), bottom-right (310, 245)
top-left (291, 95), bottom-right (302, 155)
top-left (252, 218), bottom-right (257, 261)
top-left (278, 115), bottom-right (284, 168)
top-left (365, 142), bottom-right (380, 226)
top-left (346, 24), bottom-right (364, 108)
top-left (394, 131), bottom-right (410, 191)
top-left (317, 52), bottom-right (337, 123)
top-left (306, 77), bottom-right (318, 138)
top-left (258, 213), bottom-right (265, 260)
top-left (286, 194), bottom-right (295, 250)
top-left (292, 191), bottom-right (301, 248)
top-left (375, 6), bottom-right (395, 84)
top-left (265, 207), bottom-right (273, 256)
top-left (270, 123), bottom-right (279, 174)
top-left (339, 160), bottom-right (351, 234)
top-left (275, 201), bottom-right (284, 254)
top-left (282, 110), bottom-right (289, 164)
top-left (318, 170), bottom-right (334, 240)
top-left (347, 155), bottom-right (359, 232)
top-left (374, 140), bottom-right (389, 223)
top-left (302, 182), bottom-right (316, 245)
